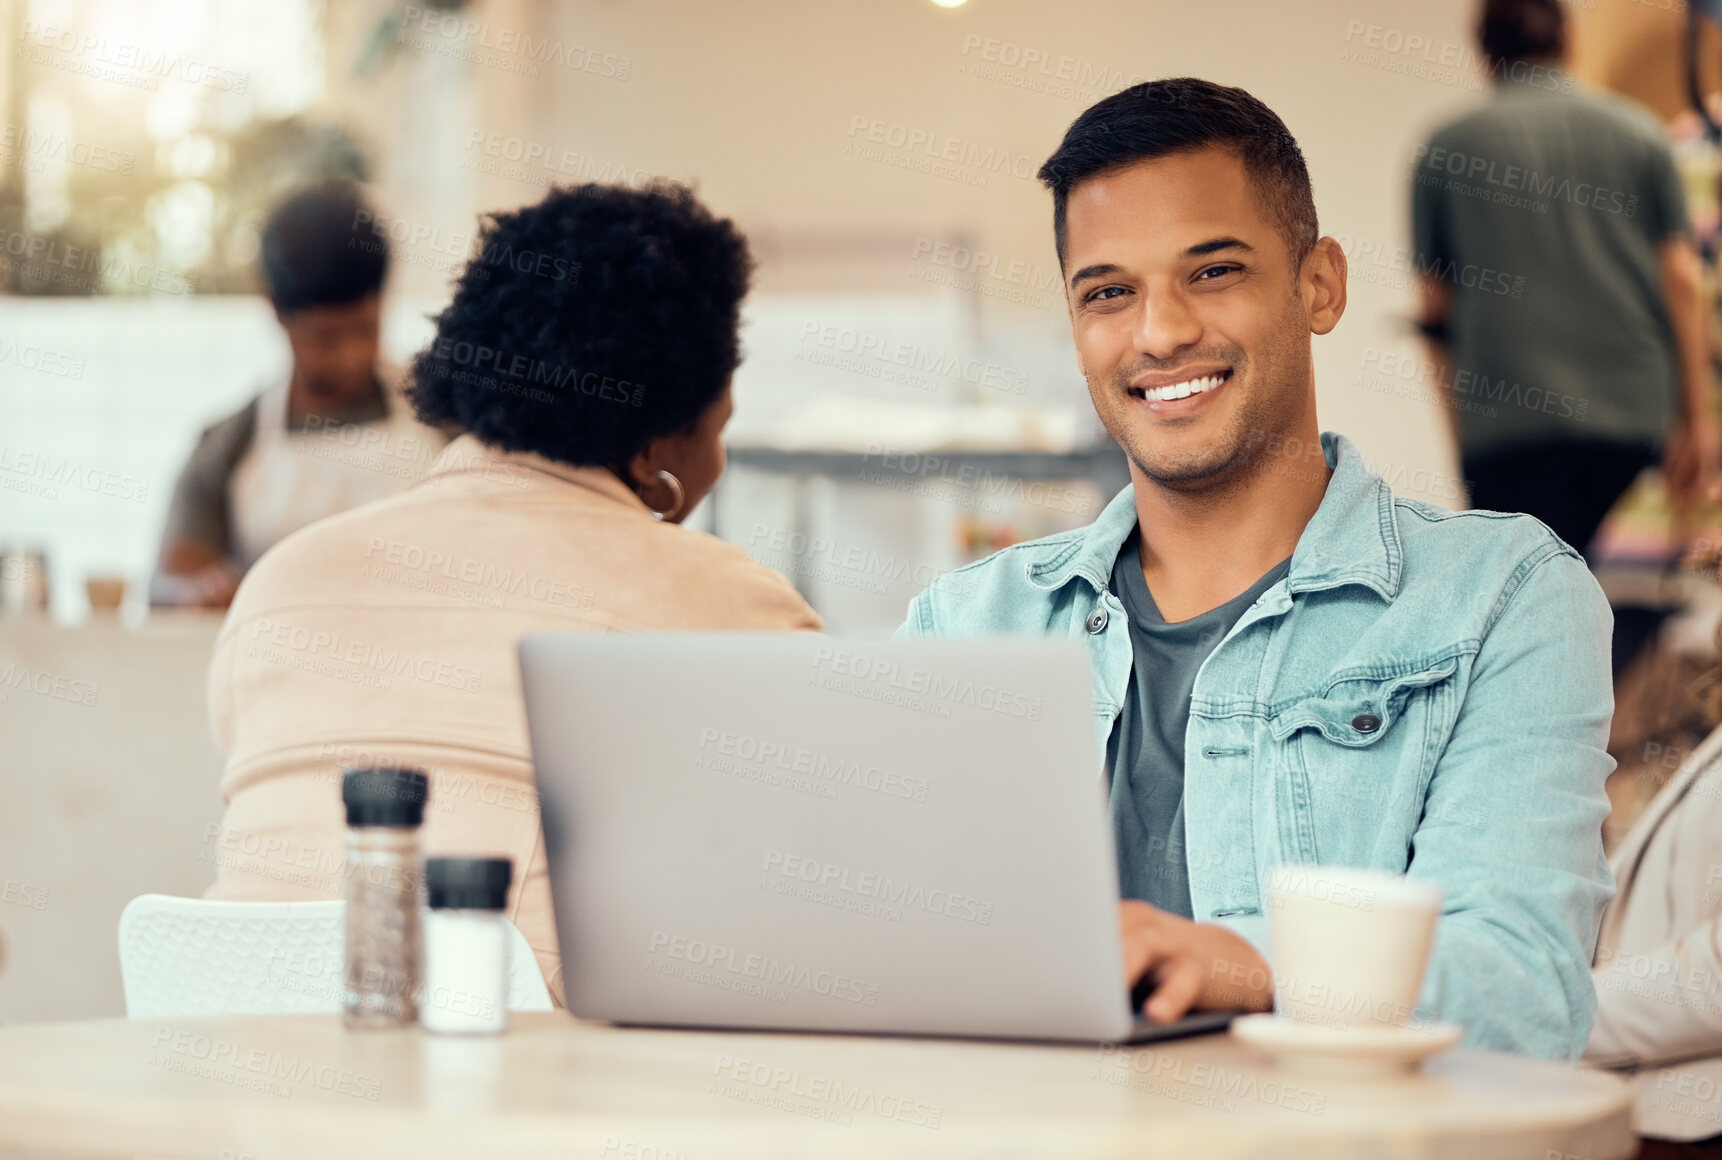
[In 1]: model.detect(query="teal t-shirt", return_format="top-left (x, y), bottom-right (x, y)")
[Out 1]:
top-left (1105, 532), bottom-right (1291, 915)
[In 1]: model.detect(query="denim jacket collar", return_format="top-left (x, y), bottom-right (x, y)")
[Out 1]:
top-left (1024, 431), bottom-right (1402, 602)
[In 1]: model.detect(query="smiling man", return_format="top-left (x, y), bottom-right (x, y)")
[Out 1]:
top-left (897, 78), bottom-right (1615, 1059)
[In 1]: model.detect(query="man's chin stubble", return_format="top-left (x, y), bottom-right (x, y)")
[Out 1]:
top-left (1126, 428), bottom-right (1266, 496)
top-left (1136, 454), bottom-right (1245, 494)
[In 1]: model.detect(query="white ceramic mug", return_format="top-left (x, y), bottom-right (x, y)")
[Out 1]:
top-left (1267, 864), bottom-right (1442, 1031)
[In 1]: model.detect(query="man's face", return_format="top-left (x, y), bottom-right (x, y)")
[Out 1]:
top-left (1063, 147), bottom-right (1331, 492)
top-left (277, 293), bottom-right (383, 407)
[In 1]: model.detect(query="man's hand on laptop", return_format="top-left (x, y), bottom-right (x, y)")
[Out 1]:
top-left (1119, 901), bottom-right (1273, 1023)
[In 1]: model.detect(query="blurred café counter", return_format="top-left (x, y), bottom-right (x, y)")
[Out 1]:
top-left (0, 611), bottom-right (225, 1024)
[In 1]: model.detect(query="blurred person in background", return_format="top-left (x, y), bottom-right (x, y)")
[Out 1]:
top-left (202, 182), bottom-right (820, 1004)
top-left (1584, 477), bottom-right (1722, 1156)
top-left (1411, 0), bottom-right (1719, 650)
top-left (152, 182), bottom-right (444, 608)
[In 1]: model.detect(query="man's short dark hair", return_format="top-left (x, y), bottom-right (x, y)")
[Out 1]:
top-left (407, 182), bottom-right (753, 470)
top-left (1036, 78), bottom-right (1318, 272)
top-left (260, 182), bottom-right (388, 314)
top-left (1478, 0), bottom-right (1565, 66)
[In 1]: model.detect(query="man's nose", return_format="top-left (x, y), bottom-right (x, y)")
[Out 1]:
top-left (1133, 289), bottom-right (1202, 361)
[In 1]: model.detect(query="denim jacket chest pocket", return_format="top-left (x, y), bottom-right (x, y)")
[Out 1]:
top-left (1265, 651), bottom-right (1470, 865)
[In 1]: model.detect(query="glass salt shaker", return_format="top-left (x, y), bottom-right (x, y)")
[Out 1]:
top-left (342, 766), bottom-right (429, 1028)
top-left (421, 857), bottom-right (513, 1035)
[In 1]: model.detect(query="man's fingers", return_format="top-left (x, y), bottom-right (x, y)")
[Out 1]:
top-left (1122, 930), bottom-right (1160, 986)
top-left (1144, 956), bottom-right (1203, 1024)
top-left (1118, 901), bottom-right (1165, 983)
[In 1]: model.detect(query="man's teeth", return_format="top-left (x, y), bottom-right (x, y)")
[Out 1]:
top-left (1140, 373), bottom-right (1226, 402)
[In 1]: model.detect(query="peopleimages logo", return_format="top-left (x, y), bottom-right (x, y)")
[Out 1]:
top-left (846, 115), bottom-right (1039, 181)
top-left (1329, 232), bottom-right (1524, 298)
top-left (0, 124), bottom-right (134, 174)
top-left (147, 1028), bottom-right (381, 1100)
top-left (1092, 1044), bottom-right (1329, 1116)
top-left (796, 321), bottom-right (1029, 396)
top-left (19, 22), bottom-right (251, 92)
top-left (0, 445), bottom-right (147, 502)
top-left (350, 209), bottom-right (579, 283)
top-left (695, 727), bottom-right (930, 802)
top-left (0, 229), bottom-right (195, 294)
top-left (957, 33), bottom-right (1147, 94)
top-left (1411, 143), bottom-right (1635, 217)
top-left (761, 848), bottom-right (993, 924)
top-left (0, 662), bottom-right (99, 707)
top-left (859, 443), bottom-right (1092, 516)
top-left (747, 525), bottom-right (976, 595)
top-left (646, 930), bottom-right (880, 1006)
top-left (710, 1053), bottom-right (944, 1130)
top-left (1268, 869), bottom-right (1377, 912)
top-left (812, 644), bottom-right (1044, 721)
top-left (425, 337), bottom-right (644, 407)
top-left (244, 617), bottom-right (484, 695)
top-left (398, 5), bottom-right (633, 79)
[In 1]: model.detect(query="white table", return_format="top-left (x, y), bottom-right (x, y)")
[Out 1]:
top-left (0, 1013), bottom-right (1636, 1159)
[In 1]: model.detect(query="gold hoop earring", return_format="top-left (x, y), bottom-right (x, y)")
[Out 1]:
top-left (649, 469), bottom-right (685, 522)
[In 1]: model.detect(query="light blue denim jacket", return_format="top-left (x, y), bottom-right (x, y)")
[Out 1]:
top-left (897, 432), bottom-right (1615, 1059)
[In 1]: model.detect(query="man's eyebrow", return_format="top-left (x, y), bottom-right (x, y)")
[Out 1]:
top-left (1068, 262), bottom-right (1123, 288)
top-left (1186, 237), bottom-right (1253, 258)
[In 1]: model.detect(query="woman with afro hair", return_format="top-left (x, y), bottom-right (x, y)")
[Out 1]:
top-left (201, 182), bottom-right (820, 1007)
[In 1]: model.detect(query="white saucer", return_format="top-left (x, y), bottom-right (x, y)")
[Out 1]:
top-left (1230, 1014), bottom-right (1463, 1073)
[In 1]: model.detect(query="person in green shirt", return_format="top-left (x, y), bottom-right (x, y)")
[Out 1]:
top-left (1412, 0), bottom-right (1718, 570)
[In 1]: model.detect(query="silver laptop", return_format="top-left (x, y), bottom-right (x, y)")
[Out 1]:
top-left (519, 632), bottom-right (1238, 1044)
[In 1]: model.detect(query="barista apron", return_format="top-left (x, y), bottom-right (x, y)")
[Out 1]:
top-left (229, 379), bottom-right (430, 568)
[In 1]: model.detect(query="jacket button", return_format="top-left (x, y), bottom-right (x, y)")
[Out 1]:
top-left (1352, 713), bottom-right (1382, 734)
top-left (1085, 607), bottom-right (1109, 634)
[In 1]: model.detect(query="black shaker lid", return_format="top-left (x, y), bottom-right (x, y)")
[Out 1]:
top-left (342, 767), bottom-right (429, 828)
top-left (425, 857), bottom-right (513, 910)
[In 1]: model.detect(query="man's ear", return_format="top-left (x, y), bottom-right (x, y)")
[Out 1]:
top-left (1303, 236), bottom-right (1348, 337)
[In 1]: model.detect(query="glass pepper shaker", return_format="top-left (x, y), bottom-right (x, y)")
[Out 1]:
top-left (341, 766), bottom-right (429, 1028)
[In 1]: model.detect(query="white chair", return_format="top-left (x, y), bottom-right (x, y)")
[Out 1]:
top-left (117, 894), bottom-right (553, 1018)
